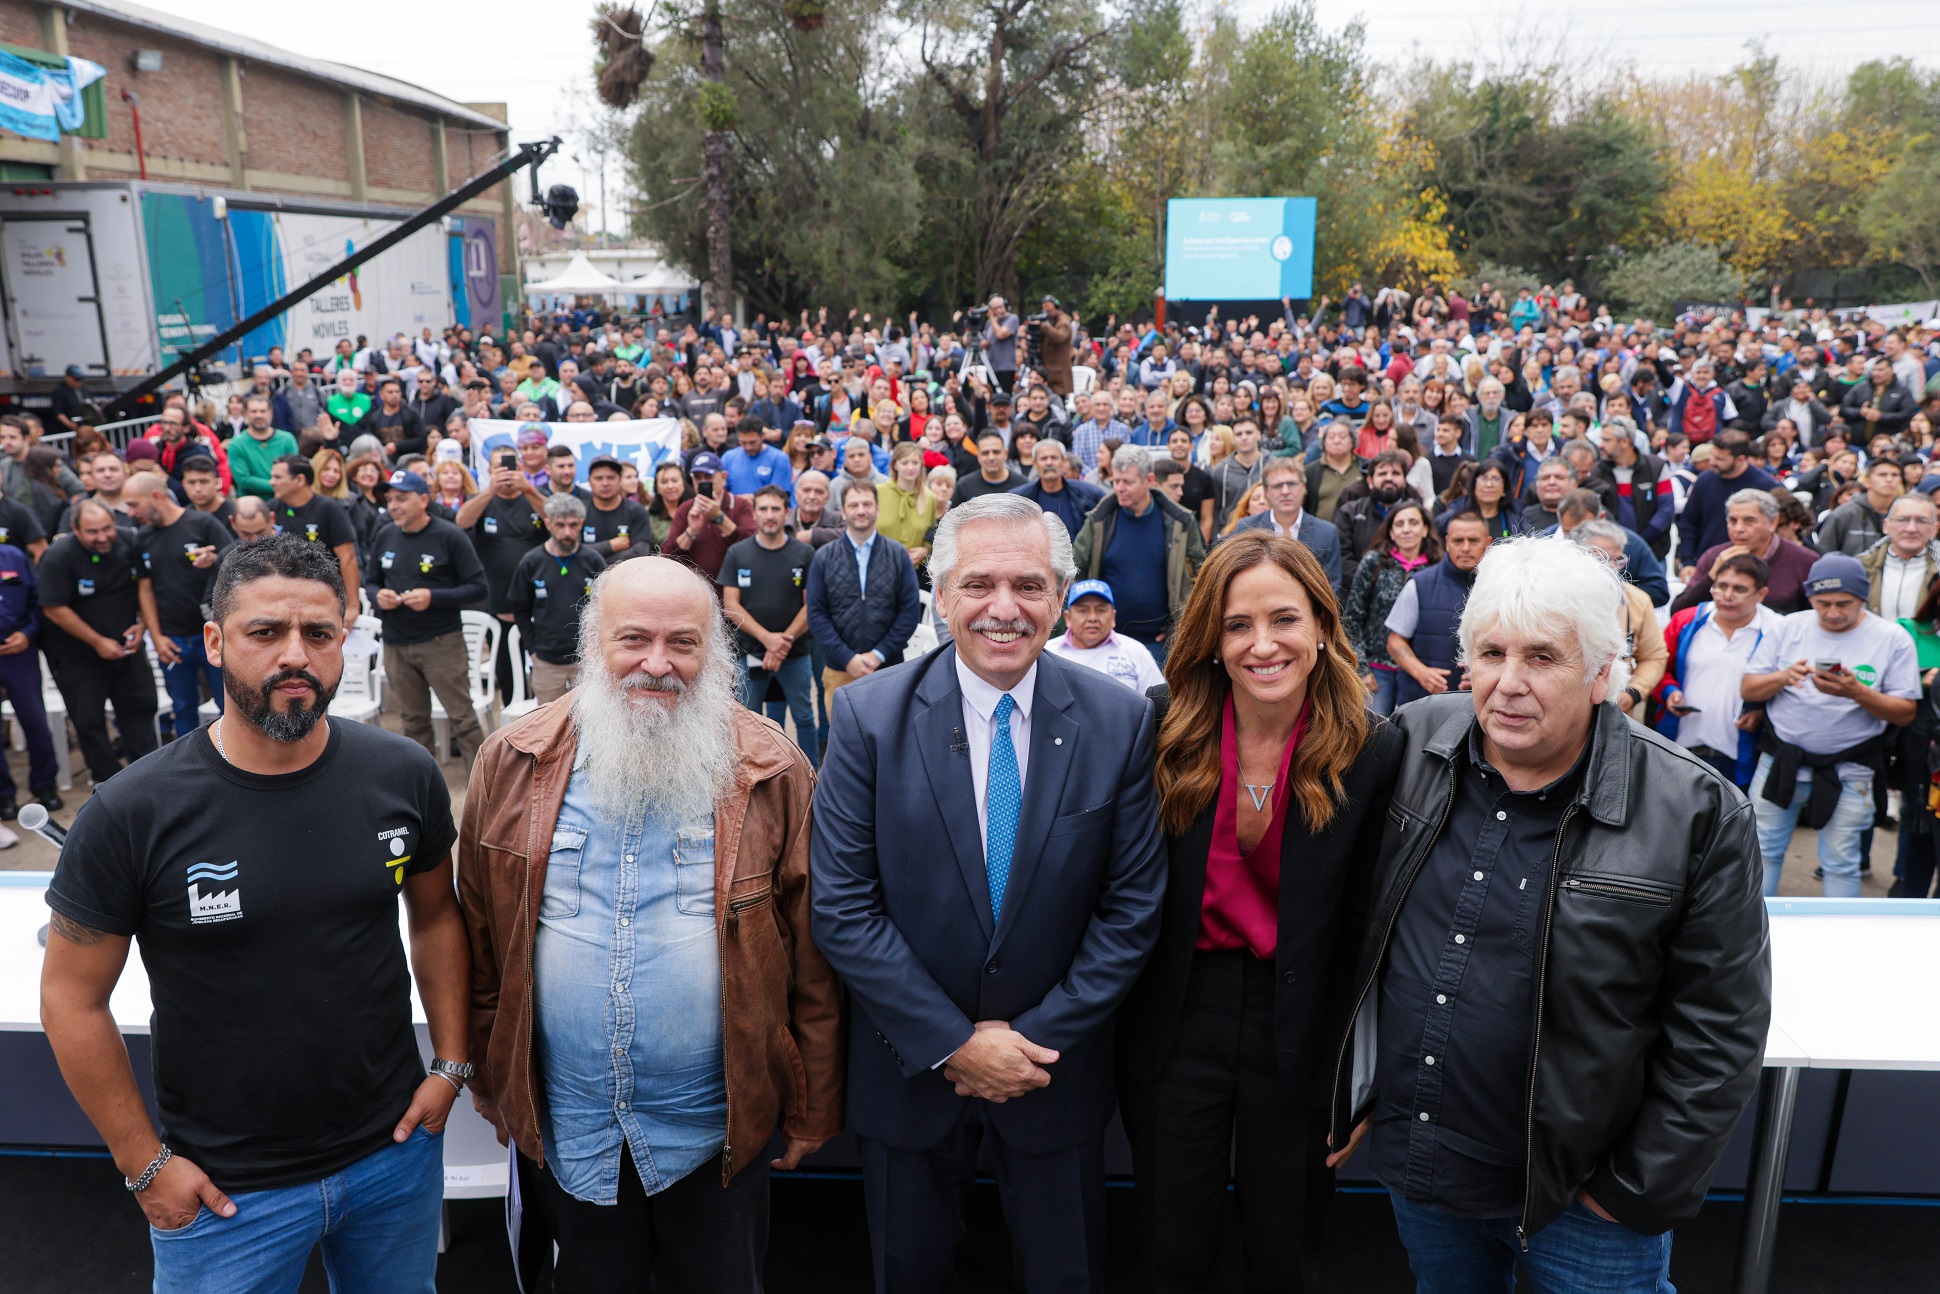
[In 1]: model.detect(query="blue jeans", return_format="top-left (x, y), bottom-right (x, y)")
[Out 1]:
top-left (1748, 753), bottom-right (1870, 898)
top-left (150, 1127), bottom-right (443, 1294)
top-left (1389, 1194), bottom-right (1675, 1294)
top-left (740, 652), bottom-right (819, 768)
top-left (1366, 665), bottom-right (1398, 715)
top-left (160, 633), bottom-right (223, 740)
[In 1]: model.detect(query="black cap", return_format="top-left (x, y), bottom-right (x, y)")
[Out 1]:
top-left (989, 391), bottom-right (1013, 407)
top-left (587, 454), bottom-right (624, 473)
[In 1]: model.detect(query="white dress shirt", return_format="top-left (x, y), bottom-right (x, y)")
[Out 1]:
top-left (956, 654), bottom-right (1036, 863)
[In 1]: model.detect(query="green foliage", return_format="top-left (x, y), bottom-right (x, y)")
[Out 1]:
top-left (1861, 141), bottom-right (1940, 293)
top-left (1603, 243), bottom-right (1746, 322)
top-left (694, 81), bottom-right (738, 131)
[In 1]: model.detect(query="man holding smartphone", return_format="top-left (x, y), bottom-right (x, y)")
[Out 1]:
top-left (666, 452), bottom-right (753, 584)
top-left (1656, 553), bottom-right (1780, 788)
top-left (1742, 553), bottom-right (1920, 896)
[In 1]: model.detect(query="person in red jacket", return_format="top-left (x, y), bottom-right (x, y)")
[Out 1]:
top-left (144, 401), bottom-right (234, 496)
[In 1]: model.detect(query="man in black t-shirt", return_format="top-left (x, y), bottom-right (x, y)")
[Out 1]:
top-left (505, 493), bottom-right (606, 703)
top-left (128, 471), bottom-right (234, 741)
top-left (269, 455), bottom-right (362, 627)
top-left (41, 534), bottom-right (469, 1289)
top-left (366, 377), bottom-right (426, 459)
top-left (719, 485), bottom-right (817, 766)
top-left (38, 500), bottom-right (158, 785)
top-left (180, 456), bottom-right (235, 532)
top-left (456, 448), bottom-right (547, 701)
top-left (583, 454), bottom-right (653, 560)
top-left (0, 490), bottom-right (45, 559)
top-left (365, 471), bottom-right (489, 766)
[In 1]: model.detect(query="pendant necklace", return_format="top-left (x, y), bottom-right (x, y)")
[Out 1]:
top-left (1239, 758), bottom-right (1274, 813)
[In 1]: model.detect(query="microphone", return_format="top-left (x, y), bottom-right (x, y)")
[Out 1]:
top-left (19, 802), bottom-right (65, 851)
top-left (949, 726), bottom-right (968, 755)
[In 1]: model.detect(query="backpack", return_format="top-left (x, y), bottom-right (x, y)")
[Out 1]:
top-left (1681, 387), bottom-right (1718, 442)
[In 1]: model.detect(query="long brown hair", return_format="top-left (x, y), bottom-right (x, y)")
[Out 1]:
top-left (1155, 531), bottom-right (1369, 836)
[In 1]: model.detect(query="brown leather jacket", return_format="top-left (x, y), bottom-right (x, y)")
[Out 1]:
top-left (456, 696), bottom-right (843, 1183)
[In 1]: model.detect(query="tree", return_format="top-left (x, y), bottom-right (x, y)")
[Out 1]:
top-left (1862, 142), bottom-right (1940, 295)
top-left (902, 0), bottom-right (1116, 300)
top-left (1603, 243), bottom-right (1746, 322)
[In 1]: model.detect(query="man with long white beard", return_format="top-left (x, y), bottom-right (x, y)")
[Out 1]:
top-left (459, 556), bottom-right (842, 1293)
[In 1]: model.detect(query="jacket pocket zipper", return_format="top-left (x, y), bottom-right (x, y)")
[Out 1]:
top-left (1560, 875), bottom-right (1674, 906)
top-left (727, 891), bottom-right (769, 936)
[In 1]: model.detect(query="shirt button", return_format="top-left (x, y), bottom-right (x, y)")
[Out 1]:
top-left (617, 1100), bottom-right (628, 1110)
top-left (1454, 934), bottom-right (1466, 945)
top-left (1424, 1055), bottom-right (1436, 1066)
top-left (1495, 810), bottom-right (1507, 821)
top-left (1419, 1111), bottom-right (1431, 1122)
top-left (1282, 971), bottom-right (1297, 984)
top-left (1473, 870), bottom-right (1485, 881)
top-left (620, 917), bottom-right (631, 927)
top-left (625, 854), bottom-right (636, 863)
top-left (1436, 994), bottom-right (1448, 1004)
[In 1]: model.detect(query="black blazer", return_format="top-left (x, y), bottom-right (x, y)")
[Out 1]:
top-left (1117, 690), bottom-right (1403, 1111)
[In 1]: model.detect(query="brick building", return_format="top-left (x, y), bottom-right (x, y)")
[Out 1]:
top-left (0, 0), bottom-right (518, 258)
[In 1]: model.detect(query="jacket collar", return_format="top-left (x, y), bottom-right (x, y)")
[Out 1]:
top-left (1418, 697), bottom-right (1630, 827)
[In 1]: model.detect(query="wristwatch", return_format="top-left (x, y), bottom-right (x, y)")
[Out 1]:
top-left (1622, 686), bottom-right (1644, 709)
top-left (430, 1058), bottom-right (474, 1089)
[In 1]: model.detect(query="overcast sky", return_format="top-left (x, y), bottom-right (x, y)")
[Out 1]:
top-left (147, 0), bottom-right (1935, 234)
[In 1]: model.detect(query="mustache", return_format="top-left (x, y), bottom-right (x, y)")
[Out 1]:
top-left (621, 671), bottom-right (685, 693)
top-left (968, 617), bottom-right (1035, 635)
top-left (261, 668), bottom-right (324, 697)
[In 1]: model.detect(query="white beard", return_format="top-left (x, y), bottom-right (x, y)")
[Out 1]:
top-left (571, 639), bottom-right (740, 824)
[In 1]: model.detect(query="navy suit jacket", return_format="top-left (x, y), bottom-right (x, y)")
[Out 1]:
top-left (810, 644), bottom-right (1165, 1152)
top-left (1229, 510), bottom-right (1344, 592)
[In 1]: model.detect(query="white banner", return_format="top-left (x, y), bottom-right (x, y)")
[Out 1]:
top-left (468, 417), bottom-right (684, 485)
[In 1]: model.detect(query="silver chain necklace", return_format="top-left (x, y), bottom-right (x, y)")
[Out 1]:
top-left (211, 718), bottom-right (228, 762)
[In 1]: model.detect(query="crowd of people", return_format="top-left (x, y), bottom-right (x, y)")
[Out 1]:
top-left (20, 280), bottom-right (1940, 1293)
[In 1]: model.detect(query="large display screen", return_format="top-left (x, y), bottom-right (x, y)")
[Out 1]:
top-left (1163, 197), bottom-right (1317, 301)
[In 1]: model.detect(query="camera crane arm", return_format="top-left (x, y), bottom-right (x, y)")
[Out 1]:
top-left (102, 137), bottom-right (574, 423)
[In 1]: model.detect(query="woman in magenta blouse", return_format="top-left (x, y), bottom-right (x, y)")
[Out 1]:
top-left (1118, 529), bottom-right (1404, 1293)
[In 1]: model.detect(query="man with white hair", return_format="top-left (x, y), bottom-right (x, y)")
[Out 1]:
top-left (459, 556), bottom-right (842, 1291)
top-left (1329, 536), bottom-right (1768, 1289)
top-left (813, 492), bottom-right (1163, 1293)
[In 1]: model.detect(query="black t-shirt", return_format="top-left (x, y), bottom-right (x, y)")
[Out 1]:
top-left (275, 494), bottom-right (357, 551)
top-left (719, 536), bottom-right (812, 660)
top-left (137, 510), bottom-right (236, 637)
top-left (45, 722), bottom-right (456, 1193)
top-left (364, 405), bottom-right (424, 456)
top-left (38, 533), bottom-right (141, 658)
top-left (364, 515), bottom-right (488, 645)
top-left (194, 499), bottom-right (237, 531)
top-left (0, 495), bottom-right (44, 551)
top-left (1176, 464), bottom-right (1213, 520)
top-left (49, 381), bottom-right (91, 428)
top-left (584, 497), bottom-right (653, 559)
top-left (953, 468), bottom-right (1025, 504)
top-left (467, 492), bottom-right (546, 613)
top-left (506, 543), bottom-right (607, 664)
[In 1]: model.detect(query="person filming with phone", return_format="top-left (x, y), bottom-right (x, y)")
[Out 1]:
top-left (1655, 553), bottom-right (1780, 788)
top-left (1742, 553), bottom-right (1921, 896)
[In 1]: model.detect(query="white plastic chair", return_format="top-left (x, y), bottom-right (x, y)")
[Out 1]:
top-left (498, 624), bottom-right (541, 725)
top-left (902, 590), bottom-right (939, 660)
top-left (329, 633), bottom-right (384, 725)
top-left (1070, 365), bottom-right (1098, 397)
top-left (431, 611), bottom-right (501, 759)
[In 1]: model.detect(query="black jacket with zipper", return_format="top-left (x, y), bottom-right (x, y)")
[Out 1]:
top-left (1327, 694), bottom-right (1769, 1240)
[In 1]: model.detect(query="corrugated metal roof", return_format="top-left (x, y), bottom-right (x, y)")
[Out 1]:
top-left (62, 0), bottom-right (512, 132)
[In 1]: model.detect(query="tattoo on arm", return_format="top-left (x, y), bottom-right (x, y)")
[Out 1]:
top-left (49, 911), bottom-right (104, 946)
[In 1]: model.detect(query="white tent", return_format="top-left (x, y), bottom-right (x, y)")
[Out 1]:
top-left (523, 252), bottom-right (629, 297)
top-left (623, 271), bottom-right (698, 296)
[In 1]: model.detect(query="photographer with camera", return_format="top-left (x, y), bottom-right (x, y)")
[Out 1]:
top-left (1036, 294), bottom-right (1075, 397)
top-left (981, 295), bottom-right (1021, 393)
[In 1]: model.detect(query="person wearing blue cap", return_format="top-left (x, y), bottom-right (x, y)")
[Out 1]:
top-left (1742, 551), bottom-right (1921, 896)
top-left (1045, 579), bottom-right (1164, 695)
top-left (666, 451), bottom-right (754, 583)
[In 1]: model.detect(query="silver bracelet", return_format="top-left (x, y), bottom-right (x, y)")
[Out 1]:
top-left (125, 1143), bottom-right (171, 1193)
top-left (430, 1069), bottom-right (464, 1094)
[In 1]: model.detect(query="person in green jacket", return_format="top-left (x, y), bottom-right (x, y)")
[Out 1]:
top-left (227, 394), bottom-right (299, 498)
top-left (325, 367), bottom-right (372, 431)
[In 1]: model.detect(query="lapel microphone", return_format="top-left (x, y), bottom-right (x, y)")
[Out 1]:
top-left (949, 725), bottom-right (969, 755)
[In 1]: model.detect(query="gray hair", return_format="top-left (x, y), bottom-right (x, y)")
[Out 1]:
top-left (1725, 487), bottom-right (1779, 519)
top-left (1110, 443), bottom-right (1151, 477)
top-left (1458, 536), bottom-right (1628, 689)
top-left (1567, 518), bottom-right (1628, 549)
top-left (1552, 364), bottom-right (1582, 386)
top-left (544, 492), bottom-right (587, 522)
top-left (929, 493), bottom-right (1077, 596)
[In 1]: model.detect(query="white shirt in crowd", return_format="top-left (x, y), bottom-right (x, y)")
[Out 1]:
top-left (956, 654), bottom-right (1035, 861)
top-left (1674, 604), bottom-right (1782, 757)
top-left (1046, 631), bottom-right (1165, 696)
top-left (1875, 550), bottom-right (1931, 626)
top-left (1747, 608), bottom-right (1921, 779)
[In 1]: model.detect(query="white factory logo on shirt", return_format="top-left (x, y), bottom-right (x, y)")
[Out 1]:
top-left (186, 861), bottom-right (242, 924)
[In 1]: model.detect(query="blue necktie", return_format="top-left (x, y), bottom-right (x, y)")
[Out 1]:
top-left (986, 694), bottom-right (1021, 923)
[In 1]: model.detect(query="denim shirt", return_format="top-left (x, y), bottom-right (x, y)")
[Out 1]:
top-left (532, 754), bottom-right (726, 1203)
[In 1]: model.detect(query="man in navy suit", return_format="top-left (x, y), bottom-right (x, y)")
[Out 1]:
top-left (811, 492), bottom-right (1166, 1293)
top-left (1228, 457), bottom-right (1343, 593)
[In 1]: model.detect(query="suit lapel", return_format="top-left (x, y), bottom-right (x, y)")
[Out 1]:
top-left (990, 656), bottom-right (1078, 951)
top-left (913, 649), bottom-right (995, 941)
